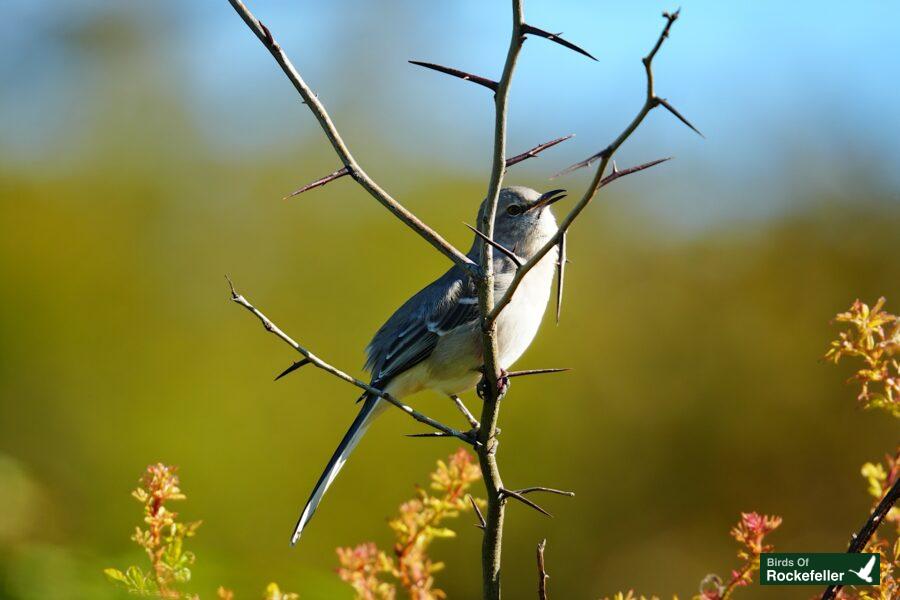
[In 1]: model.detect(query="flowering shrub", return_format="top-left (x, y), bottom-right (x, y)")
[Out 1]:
top-left (698, 512), bottom-right (782, 600)
top-left (836, 448), bottom-right (900, 600)
top-left (336, 448), bottom-right (483, 599)
top-left (826, 298), bottom-right (900, 598)
top-left (104, 463), bottom-right (297, 599)
top-left (602, 299), bottom-right (900, 600)
top-left (825, 297), bottom-right (900, 417)
top-left (601, 511), bottom-right (782, 600)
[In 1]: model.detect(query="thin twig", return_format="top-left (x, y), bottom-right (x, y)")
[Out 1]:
top-left (537, 539), bottom-right (549, 600)
top-left (469, 494), bottom-right (487, 530)
top-left (505, 134), bottom-right (574, 168)
top-left (452, 395), bottom-right (480, 429)
top-left (821, 476), bottom-right (900, 600)
top-left (488, 11), bottom-right (693, 325)
top-left (226, 0), bottom-right (475, 271)
top-left (226, 277), bottom-right (477, 447)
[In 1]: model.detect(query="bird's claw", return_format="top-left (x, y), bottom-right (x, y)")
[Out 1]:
top-left (477, 369), bottom-right (511, 400)
top-left (497, 370), bottom-right (510, 398)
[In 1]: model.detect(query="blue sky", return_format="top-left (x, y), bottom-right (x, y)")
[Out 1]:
top-left (2, 0), bottom-right (898, 228)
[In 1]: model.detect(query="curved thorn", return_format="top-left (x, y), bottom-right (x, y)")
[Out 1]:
top-left (408, 60), bottom-right (498, 92)
top-left (514, 486), bottom-right (576, 497)
top-left (521, 24), bottom-right (597, 61)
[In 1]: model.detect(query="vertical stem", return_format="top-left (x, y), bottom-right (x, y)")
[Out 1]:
top-left (476, 2), bottom-right (524, 598)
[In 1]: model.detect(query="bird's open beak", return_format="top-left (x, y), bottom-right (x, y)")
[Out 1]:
top-left (526, 188), bottom-right (567, 212)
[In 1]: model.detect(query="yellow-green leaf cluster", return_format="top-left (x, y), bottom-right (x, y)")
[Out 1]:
top-left (104, 463), bottom-right (298, 599)
top-left (826, 297), bottom-right (900, 417)
top-left (336, 448), bottom-right (483, 600)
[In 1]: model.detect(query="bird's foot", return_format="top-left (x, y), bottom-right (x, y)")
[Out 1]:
top-left (497, 369), bottom-right (510, 398)
top-left (476, 368), bottom-right (511, 400)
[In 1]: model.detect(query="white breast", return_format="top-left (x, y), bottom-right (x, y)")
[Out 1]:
top-left (494, 245), bottom-right (557, 369)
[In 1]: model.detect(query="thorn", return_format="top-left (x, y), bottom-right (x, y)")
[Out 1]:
top-left (500, 488), bottom-right (553, 517)
top-left (514, 486), bottom-right (576, 497)
top-left (555, 155), bottom-right (672, 182)
top-left (408, 61), bottom-right (498, 92)
top-left (468, 494), bottom-right (486, 530)
top-left (258, 20), bottom-right (274, 45)
top-left (521, 24), bottom-right (597, 61)
top-left (550, 151), bottom-right (603, 179)
top-left (657, 98), bottom-right (704, 138)
top-left (274, 358), bottom-right (310, 381)
top-left (555, 233), bottom-right (566, 324)
top-left (405, 431), bottom-right (452, 438)
top-left (505, 134), bottom-right (574, 168)
top-left (611, 160), bottom-right (619, 175)
top-left (506, 368), bottom-right (572, 379)
top-left (599, 157), bottom-right (673, 187)
top-left (284, 166), bottom-right (351, 198)
top-left (464, 223), bottom-right (524, 267)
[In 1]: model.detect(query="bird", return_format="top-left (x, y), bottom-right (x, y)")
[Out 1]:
top-left (848, 554), bottom-right (877, 583)
top-left (289, 186), bottom-right (566, 544)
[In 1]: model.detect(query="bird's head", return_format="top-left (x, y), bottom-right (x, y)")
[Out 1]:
top-left (476, 186), bottom-right (565, 258)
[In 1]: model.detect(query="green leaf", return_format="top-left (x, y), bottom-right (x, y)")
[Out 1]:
top-left (103, 568), bottom-right (128, 585)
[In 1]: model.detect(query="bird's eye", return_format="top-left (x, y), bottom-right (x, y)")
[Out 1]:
top-left (506, 204), bottom-right (524, 216)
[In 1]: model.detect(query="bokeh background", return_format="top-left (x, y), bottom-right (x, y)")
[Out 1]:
top-left (1, 1), bottom-right (898, 598)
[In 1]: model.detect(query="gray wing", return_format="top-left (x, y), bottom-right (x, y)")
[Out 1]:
top-left (365, 265), bottom-right (479, 386)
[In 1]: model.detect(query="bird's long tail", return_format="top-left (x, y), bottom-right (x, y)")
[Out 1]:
top-left (291, 394), bottom-right (385, 545)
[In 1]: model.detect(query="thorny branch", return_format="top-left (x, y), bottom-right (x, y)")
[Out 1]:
top-left (227, 277), bottom-right (477, 447)
top-left (226, 0), bottom-right (474, 271)
top-left (226, 2), bottom-right (686, 599)
top-left (488, 10), bottom-right (698, 324)
top-left (466, 2), bottom-right (595, 596)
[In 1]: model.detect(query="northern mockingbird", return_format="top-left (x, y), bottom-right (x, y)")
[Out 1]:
top-left (291, 186), bottom-right (565, 544)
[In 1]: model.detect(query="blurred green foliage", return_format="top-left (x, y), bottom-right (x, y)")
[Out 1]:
top-left (1, 6), bottom-right (899, 600)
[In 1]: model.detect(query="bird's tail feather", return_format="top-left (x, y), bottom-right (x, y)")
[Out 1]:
top-left (290, 394), bottom-right (384, 545)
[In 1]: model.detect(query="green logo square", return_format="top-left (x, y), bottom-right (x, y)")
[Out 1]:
top-left (760, 553), bottom-right (880, 586)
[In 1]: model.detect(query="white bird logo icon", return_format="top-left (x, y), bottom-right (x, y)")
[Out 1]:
top-left (848, 555), bottom-right (877, 583)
